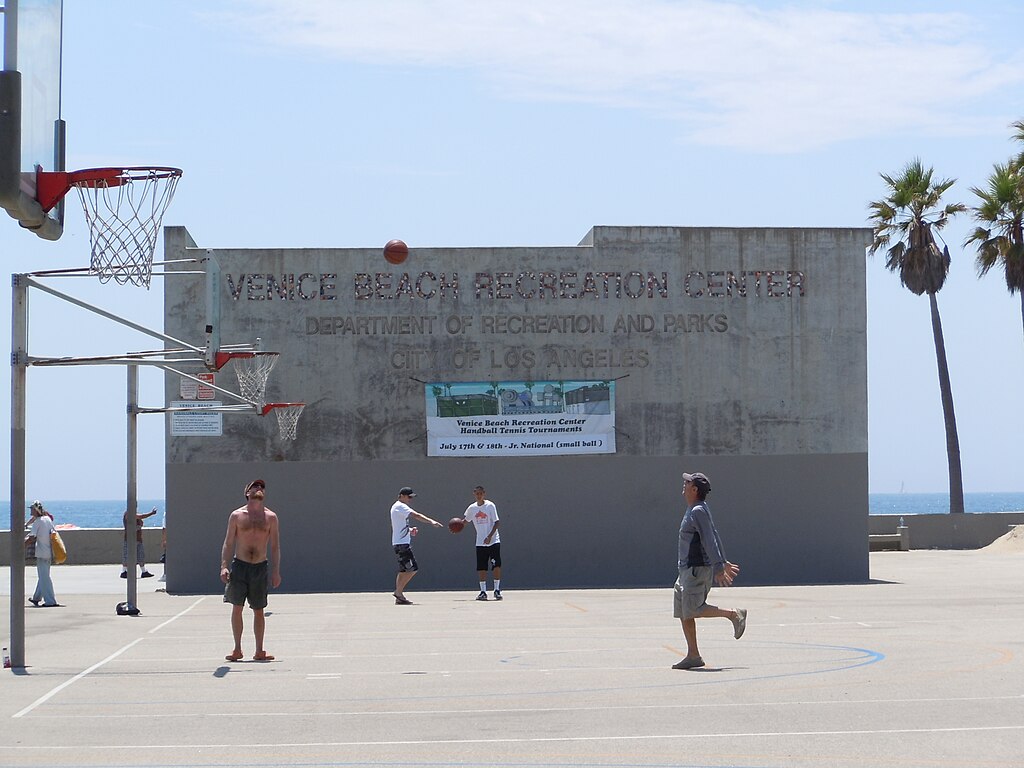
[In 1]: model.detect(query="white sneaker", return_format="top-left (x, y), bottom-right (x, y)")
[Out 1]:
top-left (731, 608), bottom-right (747, 639)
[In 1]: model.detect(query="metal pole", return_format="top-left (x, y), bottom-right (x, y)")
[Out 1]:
top-left (9, 273), bottom-right (27, 668)
top-left (125, 365), bottom-right (138, 611)
top-left (204, 250), bottom-right (221, 368)
top-left (24, 276), bottom-right (203, 355)
top-left (4, 0), bottom-right (19, 72)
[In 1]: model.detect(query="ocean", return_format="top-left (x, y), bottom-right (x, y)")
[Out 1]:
top-left (2, 500), bottom-right (165, 529)
top-left (869, 492), bottom-right (1024, 516)
top-left (3, 493), bottom-right (1024, 528)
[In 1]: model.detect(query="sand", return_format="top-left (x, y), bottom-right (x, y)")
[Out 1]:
top-left (982, 524), bottom-right (1024, 552)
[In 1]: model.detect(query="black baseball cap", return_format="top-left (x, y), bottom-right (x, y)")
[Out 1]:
top-left (399, 486), bottom-right (416, 497)
top-left (682, 472), bottom-right (711, 495)
top-left (245, 479), bottom-right (266, 497)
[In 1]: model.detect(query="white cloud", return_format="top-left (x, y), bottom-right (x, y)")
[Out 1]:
top-left (221, 0), bottom-right (1024, 152)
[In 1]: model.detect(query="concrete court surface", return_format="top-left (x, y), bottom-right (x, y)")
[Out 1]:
top-left (1, 550), bottom-right (1021, 768)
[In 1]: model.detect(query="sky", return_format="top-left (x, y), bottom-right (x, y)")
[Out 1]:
top-left (2, 0), bottom-right (1023, 501)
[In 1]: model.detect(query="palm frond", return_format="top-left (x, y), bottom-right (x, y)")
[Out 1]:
top-left (965, 158), bottom-right (1024, 294)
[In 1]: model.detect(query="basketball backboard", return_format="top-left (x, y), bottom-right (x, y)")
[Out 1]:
top-left (1, 0), bottom-right (65, 239)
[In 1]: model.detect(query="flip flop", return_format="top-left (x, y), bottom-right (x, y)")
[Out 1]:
top-left (393, 593), bottom-right (413, 605)
top-left (225, 651), bottom-right (244, 661)
top-left (252, 651), bottom-right (275, 661)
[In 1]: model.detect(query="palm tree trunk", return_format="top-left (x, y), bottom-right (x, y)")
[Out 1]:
top-left (1020, 291), bottom-right (1024, 343)
top-left (928, 293), bottom-right (965, 514)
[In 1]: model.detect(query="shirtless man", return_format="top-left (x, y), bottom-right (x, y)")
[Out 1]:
top-left (221, 479), bottom-right (281, 662)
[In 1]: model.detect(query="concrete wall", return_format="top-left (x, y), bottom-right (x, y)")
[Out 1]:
top-left (870, 513), bottom-right (1024, 550)
top-left (0, 528), bottom-right (163, 566)
top-left (163, 225), bottom-right (871, 592)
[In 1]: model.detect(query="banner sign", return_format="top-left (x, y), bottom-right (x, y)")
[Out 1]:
top-left (425, 380), bottom-right (615, 457)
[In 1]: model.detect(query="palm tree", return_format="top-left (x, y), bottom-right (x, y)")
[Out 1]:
top-left (964, 160), bottom-right (1024, 341)
top-left (1012, 119), bottom-right (1024, 167)
top-left (868, 159), bottom-right (967, 514)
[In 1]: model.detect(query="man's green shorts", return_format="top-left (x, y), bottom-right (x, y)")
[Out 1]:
top-left (224, 558), bottom-right (269, 610)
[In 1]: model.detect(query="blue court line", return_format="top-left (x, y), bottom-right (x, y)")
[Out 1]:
top-left (490, 640), bottom-right (885, 697)
top-left (328, 639), bottom-right (885, 703)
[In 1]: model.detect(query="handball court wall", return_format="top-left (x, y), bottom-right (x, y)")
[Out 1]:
top-left (162, 225), bottom-right (871, 594)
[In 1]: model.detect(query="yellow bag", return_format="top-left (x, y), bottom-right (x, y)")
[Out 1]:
top-left (50, 530), bottom-right (67, 565)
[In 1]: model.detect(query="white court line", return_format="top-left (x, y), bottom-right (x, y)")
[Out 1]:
top-left (303, 667), bottom-right (601, 678)
top-left (33, 693), bottom-right (1024, 720)
top-left (1, 724), bottom-right (1023, 750)
top-left (313, 648), bottom-right (577, 658)
top-left (11, 639), bottom-right (144, 719)
top-left (11, 597), bottom-right (206, 719)
top-left (148, 597), bottom-right (207, 634)
top-left (774, 618), bottom-right (954, 628)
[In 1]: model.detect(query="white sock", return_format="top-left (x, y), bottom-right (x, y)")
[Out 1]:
top-left (479, 581), bottom-right (487, 592)
top-left (494, 580), bottom-right (501, 591)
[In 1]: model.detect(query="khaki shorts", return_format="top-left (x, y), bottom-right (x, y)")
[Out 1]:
top-left (673, 565), bottom-right (713, 619)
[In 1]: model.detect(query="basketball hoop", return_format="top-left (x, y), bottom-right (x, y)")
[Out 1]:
top-left (60, 167), bottom-right (181, 288)
top-left (263, 402), bottom-right (306, 441)
top-left (228, 351), bottom-right (280, 405)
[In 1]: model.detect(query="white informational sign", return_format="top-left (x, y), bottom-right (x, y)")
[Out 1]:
top-left (425, 379), bottom-right (616, 457)
top-left (169, 400), bottom-right (223, 436)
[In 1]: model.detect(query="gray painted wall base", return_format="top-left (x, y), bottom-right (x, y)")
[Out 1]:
top-left (166, 452), bottom-right (868, 594)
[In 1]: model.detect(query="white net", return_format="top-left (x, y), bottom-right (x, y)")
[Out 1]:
top-left (271, 403), bottom-right (305, 441)
top-left (72, 167), bottom-right (182, 288)
top-left (230, 352), bottom-right (280, 405)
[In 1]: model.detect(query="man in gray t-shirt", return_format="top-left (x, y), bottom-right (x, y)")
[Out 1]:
top-left (671, 472), bottom-right (747, 670)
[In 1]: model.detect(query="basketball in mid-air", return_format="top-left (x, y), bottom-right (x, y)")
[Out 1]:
top-left (448, 517), bottom-right (465, 533)
top-left (384, 239), bottom-right (409, 265)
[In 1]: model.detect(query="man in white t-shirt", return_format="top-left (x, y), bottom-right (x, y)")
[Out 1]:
top-left (390, 487), bottom-right (443, 605)
top-left (25, 501), bottom-right (60, 607)
top-left (462, 485), bottom-right (502, 601)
